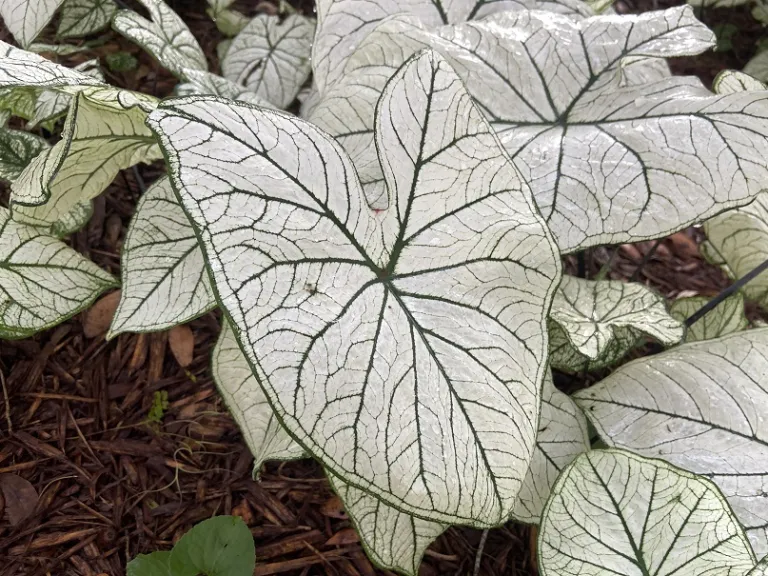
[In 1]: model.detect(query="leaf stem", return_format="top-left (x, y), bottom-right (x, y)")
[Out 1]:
top-left (685, 256), bottom-right (768, 327)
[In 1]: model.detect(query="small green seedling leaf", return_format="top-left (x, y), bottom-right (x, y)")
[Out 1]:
top-left (147, 390), bottom-right (168, 424)
top-left (169, 516), bottom-right (255, 576)
top-left (106, 51), bottom-right (138, 73)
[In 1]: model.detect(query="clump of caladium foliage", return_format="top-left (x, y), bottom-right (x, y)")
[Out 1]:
top-left (4, 0), bottom-right (768, 573)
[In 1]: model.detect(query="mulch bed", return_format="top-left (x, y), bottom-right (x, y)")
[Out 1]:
top-left (0, 0), bottom-right (764, 574)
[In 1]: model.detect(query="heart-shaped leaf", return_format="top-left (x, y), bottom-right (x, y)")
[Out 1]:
top-left (0, 0), bottom-right (65, 47)
top-left (148, 50), bottom-right (561, 525)
top-left (57, 0), bottom-right (117, 38)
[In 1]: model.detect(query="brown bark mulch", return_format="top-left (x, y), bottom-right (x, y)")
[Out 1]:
top-left (0, 0), bottom-right (766, 575)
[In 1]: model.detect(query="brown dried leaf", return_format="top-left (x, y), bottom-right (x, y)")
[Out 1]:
top-left (327, 527), bottom-right (359, 546)
top-left (169, 324), bottom-right (194, 367)
top-left (0, 473), bottom-right (38, 525)
top-left (83, 290), bottom-right (121, 338)
top-left (320, 495), bottom-right (347, 519)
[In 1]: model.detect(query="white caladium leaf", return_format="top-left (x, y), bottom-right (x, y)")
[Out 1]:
top-left (0, 0), bottom-right (65, 47)
top-left (0, 39), bottom-right (102, 90)
top-left (212, 9), bottom-right (249, 37)
top-left (750, 559), bottom-right (768, 575)
top-left (539, 449), bottom-right (756, 576)
top-left (11, 87), bottom-right (161, 231)
top-left (51, 200), bottom-right (93, 237)
top-left (110, 177), bottom-right (215, 336)
top-left (714, 70), bottom-right (767, 94)
top-left (30, 59), bottom-right (104, 128)
top-left (112, 0), bottom-right (207, 78)
top-left (328, 474), bottom-right (446, 576)
top-left (221, 14), bottom-right (314, 110)
top-left (315, 8), bottom-right (768, 252)
top-left (703, 194), bottom-right (768, 308)
top-left (548, 275), bottom-right (683, 372)
top-left (57, 0), bottom-right (117, 38)
top-left (0, 127), bottom-right (48, 181)
top-left (148, 50), bottom-right (561, 525)
top-left (745, 51), bottom-right (768, 83)
top-left (669, 294), bottom-right (748, 343)
top-left (510, 371), bottom-right (589, 524)
top-left (28, 42), bottom-right (90, 55)
top-left (311, 0), bottom-right (533, 96)
top-left (574, 329), bottom-right (768, 555)
top-left (212, 320), bottom-right (305, 471)
top-left (0, 206), bottom-right (116, 338)
top-left (176, 69), bottom-right (271, 107)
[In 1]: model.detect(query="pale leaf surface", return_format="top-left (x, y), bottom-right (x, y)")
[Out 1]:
top-left (714, 70), bottom-right (767, 94)
top-left (30, 59), bottom-right (104, 128)
top-left (176, 69), bottom-right (271, 107)
top-left (148, 51), bottom-right (561, 524)
top-left (11, 87), bottom-right (161, 230)
top-left (574, 329), bottom-right (768, 555)
top-left (539, 449), bottom-right (756, 576)
top-left (749, 559), bottom-right (768, 575)
top-left (669, 294), bottom-right (748, 343)
top-left (511, 371), bottom-right (590, 524)
top-left (704, 195), bottom-right (768, 308)
top-left (311, 0), bottom-right (532, 95)
top-left (112, 0), bottom-right (207, 78)
top-left (212, 320), bottom-right (305, 472)
top-left (110, 177), bottom-right (215, 336)
top-left (0, 39), bottom-right (102, 89)
top-left (57, 0), bottom-right (117, 38)
top-left (329, 473), bottom-right (446, 576)
top-left (51, 200), bottom-right (93, 237)
top-left (0, 0), bottom-right (65, 47)
top-left (549, 275), bottom-right (683, 372)
top-left (221, 14), bottom-right (314, 109)
top-left (0, 206), bottom-right (116, 338)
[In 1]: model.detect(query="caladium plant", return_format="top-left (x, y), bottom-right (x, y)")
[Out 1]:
top-left (4, 0), bottom-right (768, 574)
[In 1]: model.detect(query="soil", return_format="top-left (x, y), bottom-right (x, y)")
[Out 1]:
top-left (0, 0), bottom-right (764, 575)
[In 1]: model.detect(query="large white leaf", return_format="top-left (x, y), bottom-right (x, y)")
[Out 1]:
top-left (148, 50), bottom-right (561, 525)
top-left (548, 275), bottom-right (683, 372)
top-left (109, 177), bottom-right (215, 336)
top-left (0, 0), bottom-right (65, 47)
top-left (212, 320), bottom-right (305, 471)
top-left (311, 0), bottom-right (533, 96)
top-left (0, 39), bottom-right (102, 90)
top-left (176, 69), bottom-right (272, 107)
top-left (510, 371), bottom-right (589, 524)
top-left (30, 59), bottom-right (104, 128)
top-left (112, 0), bottom-right (206, 78)
top-left (714, 70), bottom-right (767, 94)
top-left (703, 195), bottom-right (768, 308)
top-left (574, 329), bottom-right (768, 555)
top-left (313, 8), bottom-right (768, 252)
top-left (750, 559), bottom-right (768, 575)
top-left (11, 87), bottom-right (161, 232)
top-left (329, 474), bottom-right (446, 576)
top-left (57, 0), bottom-right (116, 38)
top-left (669, 294), bottom-right (748, 343)
top-left (220, 14), bottom-right (314, 110)
top-left (0, 206), bottom-right (116, 338)
top-left (539, 449), bottom-right (756, 576)
top-left (0, 128), bottom-right (48, 181)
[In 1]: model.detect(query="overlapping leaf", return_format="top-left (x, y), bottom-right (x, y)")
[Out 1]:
top-left (11, 87), bottom-right (160, 232)
top-left (0, 206), bottom-right (116, 339)
top-left (669, 294), bottom-right (748, 342)
top-left (176, 69), bottom-right (271, 107)
top-left (148, 50), bottom-right (561, 525)
top-left (220, 14), bottom-right (314, 109)
top-left (0, 39), bottom-right (102, 90)
top-left (0, 128), bottom-right (47, 181)
top-left (511, 371), bottom-right (590, 523)
top-left (212, 320), bottom-right (305, 473)
top-left (311, 7), bottom-right (768, 252)
top-left (58, 0), bottom-right (116, 38)
top-left (311, 0), bottom-right (536, 96)
top-left (574, 329), bottom-right (768, 555)
top-left (112, 0), bottom-right (207, 78)
top-left (750, 559), bottom-right (768, 576)
top-left (30, 59), bottom-right (104, 128)
top-left (548, 275), bottom-right (683, 372)
top-left (714, 70), bottom-right (767, 94)
top-left (539, 449), bottom-right (756, 576)
top-left (110, 177), bottom-right (215, 336)
top-left (329, 474), bottom-right (446, 576)
top-left (0, 0), bottom-right (65, 47)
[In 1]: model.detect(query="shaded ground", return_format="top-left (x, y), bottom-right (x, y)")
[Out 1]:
top-left (0, 0), bottom-right (765, 574)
